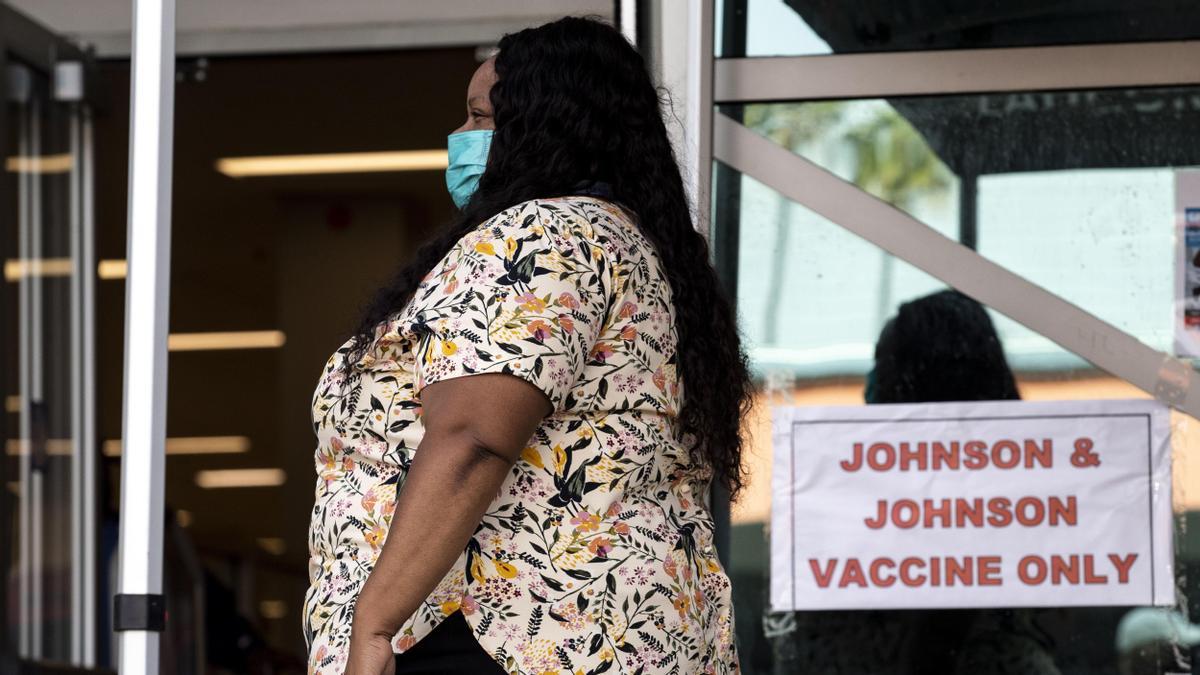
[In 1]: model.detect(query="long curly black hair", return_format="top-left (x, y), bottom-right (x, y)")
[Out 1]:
top-left (343, 16), bottom-right (752, 497)
top-left (872, 290), bottom-right (1020, 403)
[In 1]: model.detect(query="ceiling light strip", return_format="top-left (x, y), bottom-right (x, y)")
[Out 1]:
top-left (5, 258), bottom-right (130, 281)
top-left (9, 435), bottom-right (252, 457)
top-left (98, 259), bottom-right (128, 280)
top-left (4, 257), bottom-right (73, 281)
top-left (6, 153), bottom-right (74, 174)
top-left (5, 439), bottom-right (73, 456)
top-left (195, 468), bottom-right (286, 489)
top-left (102, 435), bottom-right (252, 457)
top-left (215, 149), bottom-right (449, 177)
top-left (168, 330), bottom-right (286, 351)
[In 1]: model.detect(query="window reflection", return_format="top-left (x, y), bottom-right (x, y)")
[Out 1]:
top-left (719, 0), bottom-right (1200, 57)
top-left (725, 84), bottom-right (1200, 370)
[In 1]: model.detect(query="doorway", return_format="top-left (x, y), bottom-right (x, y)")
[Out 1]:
top-left (87, 47), bottom-right (480, 670)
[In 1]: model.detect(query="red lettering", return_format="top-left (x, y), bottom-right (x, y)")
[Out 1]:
top-left (864, 501), bottom-right (887, 529)
top-left (1048, 496), bottom-right (1077, 526)
top-left (931, 441), bottom-right (959, 470)
top-left (840, 444), bottom-right (864, 472)
top-left (869, 558), bottom-right (897, 587)
top-left (992, 439), bottom-right (1020, 468)
top-left (1025, 438), bottom-right (1053, 468)
top-left (809, 559), bottom-right (837, 588)
top-left (1015, 496), bottom-right (1045, 526)
top-left (899, 557), bottom-right (926, 587)
top-left (1018, 555), bottom-right (1046, 585)
top-left (1109, 553), bottom-right (1137, 583)
top-left (868, 443), bottom-right (895, 471)
top-left (1084, 555), bottom-right (1108, 584)
top-left (963, 440), bottom-right (988, 469)
top-left (987, 498), bottom-right (1013, 527)
top-left (899, 442), bottom-right (928, 471)
top-left (945, 557), bottom-right (973, 586)
top-left (1050, 555), bottom-right (1080, 585)
top-left (956, 498), bottom-right (983, 527)
top-left (839, 559), bottom-right (867, 588)
top-left (892, 500), bottom-right (919, 529)
top-left (978, 556), bottom-right (1002, 586)
top-left (923, 499), bottom-right (951, 528)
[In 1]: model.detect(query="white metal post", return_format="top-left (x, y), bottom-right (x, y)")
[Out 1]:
top-left (656, 0), bottom-right (715, 232)
top-left (684, 0), bottom-right (714, 235)
top-left (116, 0), bottom-right (175, 672)
top-left (69, 85), bottom-right (84, 668)
top-left (81, 105), bottom-right (98, 668)
top-left (13, 62), bottom-right (34, 660)
top-left (618, 0), bottom-right (637, 45)
top-left (58, 57), bottom-right (97, 666)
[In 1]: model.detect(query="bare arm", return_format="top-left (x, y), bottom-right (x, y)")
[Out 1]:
top-left (344, 373), bottom-right (550, 675)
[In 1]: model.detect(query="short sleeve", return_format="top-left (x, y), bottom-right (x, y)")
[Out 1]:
top-left (408, 200), bottom-right (616, 411)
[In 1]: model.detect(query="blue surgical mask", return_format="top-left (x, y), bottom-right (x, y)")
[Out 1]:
top-left (445, 129), bottom-right (492, 209)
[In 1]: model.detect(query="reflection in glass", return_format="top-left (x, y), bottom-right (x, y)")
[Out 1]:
top-left (723, 194), bottom-right (1199, 671)
top-left (718, 85), bottom-right (1200, 668)
top-left (3, 60), bottom-right (78, 662)
top-left (728, 85), bottom-right (1200, 372)
top-left (719, 0), bottom-right (1200, 57)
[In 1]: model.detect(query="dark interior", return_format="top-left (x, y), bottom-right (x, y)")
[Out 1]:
top-left (91, 47), bottom-right (478, 660)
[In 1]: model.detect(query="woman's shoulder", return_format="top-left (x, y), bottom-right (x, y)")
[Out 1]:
top-left (476, 195), bottom-right (643, 258)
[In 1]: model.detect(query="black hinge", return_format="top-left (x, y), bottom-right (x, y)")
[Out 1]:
top-left (113, 594), bottom-right (166, 632)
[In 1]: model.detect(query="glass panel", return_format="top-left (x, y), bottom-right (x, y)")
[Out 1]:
top-left (725, 84), bottom-right (1200, 369)
top-left (719, 174), bottom-right (1198, 674)
top-left (717, 0), bottom-right (1200, 57)
top-left (3, 60), bottom-right (78, 662)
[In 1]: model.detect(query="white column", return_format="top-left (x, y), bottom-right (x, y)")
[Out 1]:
top-left (116, 0), bottom-right (175, 673)
top-left (648, 0), bottom-right (714, 235)
top-left (684, 0), bottom-right (714, 235)
top-left (618, 0), bottom-right (638, 45)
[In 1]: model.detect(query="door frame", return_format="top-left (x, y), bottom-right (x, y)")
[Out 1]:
top-left (1, 3), bottom-right (100, 668)
top-left (700, 20), bottom-right (1200, 418)
top-left (652, 0), bottom-right (1200, 586)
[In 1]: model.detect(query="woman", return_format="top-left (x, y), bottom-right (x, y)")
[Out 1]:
top-left (303, 17), bottom-right (750, 675)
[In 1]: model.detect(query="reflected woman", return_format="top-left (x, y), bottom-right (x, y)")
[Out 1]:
top-left (792, 290), bottom-right (1058, 675)
top-left (302, 17), bottom-right (750, 675)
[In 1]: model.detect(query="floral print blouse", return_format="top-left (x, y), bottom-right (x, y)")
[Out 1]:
top-left (304, 196), bottom-right (739, 674)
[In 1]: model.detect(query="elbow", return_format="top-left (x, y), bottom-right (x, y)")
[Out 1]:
top-left (467, 440), bottom-right (516, 470)
top-left (441, 428), bottom-right (517, 483)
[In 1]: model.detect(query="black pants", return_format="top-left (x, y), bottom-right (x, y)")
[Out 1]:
top-left (393, 612), bottom-right (505, 674)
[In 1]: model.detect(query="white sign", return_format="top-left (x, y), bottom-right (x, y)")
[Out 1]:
top-left (770, 399), bottom-right (1173, 612)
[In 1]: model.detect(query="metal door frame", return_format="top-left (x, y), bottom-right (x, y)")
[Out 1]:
top-left (1, 3), bottom-right (99, 668)
top-left (644, 0), bottom-right (1200, 577)
top-left (696, 14), bottom-right (1200, 418)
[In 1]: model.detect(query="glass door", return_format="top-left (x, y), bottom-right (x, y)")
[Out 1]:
top-left (1, 5), bottom-right (97, 668)
top-left (706, 2), bottom-right (1200, 674)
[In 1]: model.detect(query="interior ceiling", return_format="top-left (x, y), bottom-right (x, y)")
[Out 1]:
top-left (7, 0), bottom-right (613, 56)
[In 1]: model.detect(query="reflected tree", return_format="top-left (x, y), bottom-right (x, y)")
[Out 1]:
top-left (742, 102), bottom-right (954, 344)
